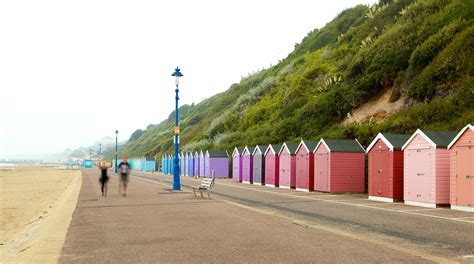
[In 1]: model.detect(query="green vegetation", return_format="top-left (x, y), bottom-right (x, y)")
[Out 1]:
top-left (113, 0), bottom-right (474, 159)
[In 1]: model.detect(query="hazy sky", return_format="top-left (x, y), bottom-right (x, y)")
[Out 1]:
top-left (0, 0), bottom-right (377, 158)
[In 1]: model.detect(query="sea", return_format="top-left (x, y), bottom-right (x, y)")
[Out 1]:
top-left (0, 163), bottom-right (17, 167)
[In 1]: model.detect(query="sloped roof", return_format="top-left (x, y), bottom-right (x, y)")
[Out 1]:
top-left (383, 134), bottom-right (411, 149)
top-left (252, 145), bottom-right (265, 155)
top-left (244, 146), bottom-right (255, 155)
top-left (402, 129), bottom-right (458, 150)
top-left (366, 133), bottom-right (411, 152)
top-left (206, 150), bottom-right (228, 157)
top-left (423, 130), bottom-right (458, 148)
top-left (315, 139), bottom-right (365, 153)
top-left (448, 124), bottom-right (474, 149)
top-left (232, 147), bottom-right (245, 157)
top-left (296, 140), bottom-right (319, 153)
top-left (279, 142), bottom-right (299, 155)
top-left (264, 143), bottom-right (283, 156)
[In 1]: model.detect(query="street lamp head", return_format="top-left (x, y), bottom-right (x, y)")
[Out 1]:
top-left (172, 67), bottom-right (183, 86)
top-left (115, 130), bottom-right (118, 134)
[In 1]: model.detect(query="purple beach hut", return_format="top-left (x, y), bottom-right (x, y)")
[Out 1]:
top-left (232, 147), bottom-right (244, 182)
top-left (205, 150), bottom-right (229, 178)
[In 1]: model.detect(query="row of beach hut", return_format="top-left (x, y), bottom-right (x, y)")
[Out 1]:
top-left (161, 150), bottom-right (229, 178)
top-left (112, 157), bottom-right (157, 172)
top-left (231, 124), bottom-right (473, 212)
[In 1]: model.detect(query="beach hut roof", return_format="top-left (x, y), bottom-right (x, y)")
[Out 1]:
top-left (264, 143), bottom-right (283, 156)
top-left (401, 129), bottom-right (458, 150)
top-left (206, 150), bottom-right (228, 157)
top-left (278, 142), bottom-right (299, 155)
top-left (314, 139), bottom-right (365, 153)
top-left (232, 147), bottom-right (245, 157)
top-left (366, 133), bottom-right (411, 152)
top-left (252, 145), bottom-right (265, 155)
top-left (243, 146), bottom-right (255, 155)
top-left (448, 124), bottom-right (474, 149)
top-left (295, 140), bottom-right (319, 153)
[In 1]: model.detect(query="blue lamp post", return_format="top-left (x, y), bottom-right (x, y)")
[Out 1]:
top-left (172, 67), bottom-right (183, 190)
top-left (114, 130), bottom-right (118, 173)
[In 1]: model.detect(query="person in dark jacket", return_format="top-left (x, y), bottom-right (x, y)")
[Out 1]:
top-left (99, 160), bottom-right (110, 197)
top-left (117, 158), bottom-right (131, 197)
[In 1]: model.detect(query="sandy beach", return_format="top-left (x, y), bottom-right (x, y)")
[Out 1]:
top-left (0, 166), bottom-right (82, 263)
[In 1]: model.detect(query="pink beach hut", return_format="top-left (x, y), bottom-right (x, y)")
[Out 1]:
top-left (278, 142), bottom-right (299, 189)
top-left (232, 147), bottom-right (244, 182)
top-left (448, 124), bottom-right (474, 212)
top-left (313, 139), bottom-right (365, 193)
top-left (242, 146), bottom-right (255, 184)
top-left (264, 144), bottom-right (282, 188)
top-left (401, 130), bottom-right (457, 208)
top-left (295, 140), bottom-right (319, 192)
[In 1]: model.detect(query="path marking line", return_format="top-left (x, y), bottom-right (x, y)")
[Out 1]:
top-left (400, 208), bottom-right (443, 212)
top-left (330, 198), bottom-right (375, 202)
top-left (136, 174), bottom-right (474, 225)
top-left (453, 216), bottom-right (474, 220)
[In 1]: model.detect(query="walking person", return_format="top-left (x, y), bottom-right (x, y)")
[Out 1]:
top-left (117, 158), bottom-right (131, 197)
top-left (98, 160), bottom-right (110, 197)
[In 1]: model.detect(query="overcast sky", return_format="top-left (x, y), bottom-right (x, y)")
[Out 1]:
top-left (0, 0), bottom-right (377, 159)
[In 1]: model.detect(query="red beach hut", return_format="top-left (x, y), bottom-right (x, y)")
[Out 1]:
top-left (313, 139), bottom-right (365, 193)
top-left (242, 146), bottom-right (255, 184)
top-left (401, 129), bottom-right (457, 208)
top-left (366, 133), bottom-right (410, 202)
top-left (232, 147), bottom-right (244, 182)
top-left (448, 124), bottom-right (474, 212)
top-left (279, 142), bottom-right (299, 189)
top-left (295, 140), bottom-right (318, 192)
top-left (264, 144), bottom-right (282, 188)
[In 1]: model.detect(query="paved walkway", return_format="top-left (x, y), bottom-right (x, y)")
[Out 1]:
top-left (59, 169), bottom-right (441, 263)
top-left (136, 171), bottom-right (474, 262)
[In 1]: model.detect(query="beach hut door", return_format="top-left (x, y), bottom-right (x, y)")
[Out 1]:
top-left (375, 150), bottom-right (390, 196)
top-left (456, 146), bottom-right (473, 206)
top-left (315, 153), bottom-right (329, 192)
top-left (417, 149), bottom-right (430, 201)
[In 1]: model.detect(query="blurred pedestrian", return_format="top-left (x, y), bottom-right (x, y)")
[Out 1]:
top-left (118, 158), bottom-right (131, 197)
top-left (98, 160), bottom-right (110, 197)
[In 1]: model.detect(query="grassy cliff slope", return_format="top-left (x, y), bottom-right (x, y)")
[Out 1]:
top-left (116, 0), bottom-right (474, 158)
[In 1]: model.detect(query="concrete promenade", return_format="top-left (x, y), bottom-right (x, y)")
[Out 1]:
top-left (59, 169), bottom-right (474, 263)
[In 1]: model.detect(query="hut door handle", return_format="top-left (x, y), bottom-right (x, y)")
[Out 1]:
top-left (466, 175), bottom-right (473, 179)
top-left (417, 173), bottom-right (424, 176)
top-left (378, 169), bottom-right (383, 173)
top-left (417, 194), bottom-right (421, 197)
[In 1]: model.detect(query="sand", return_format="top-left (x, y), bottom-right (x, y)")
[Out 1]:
top-left (0, 166), bottom-right (82, 263)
